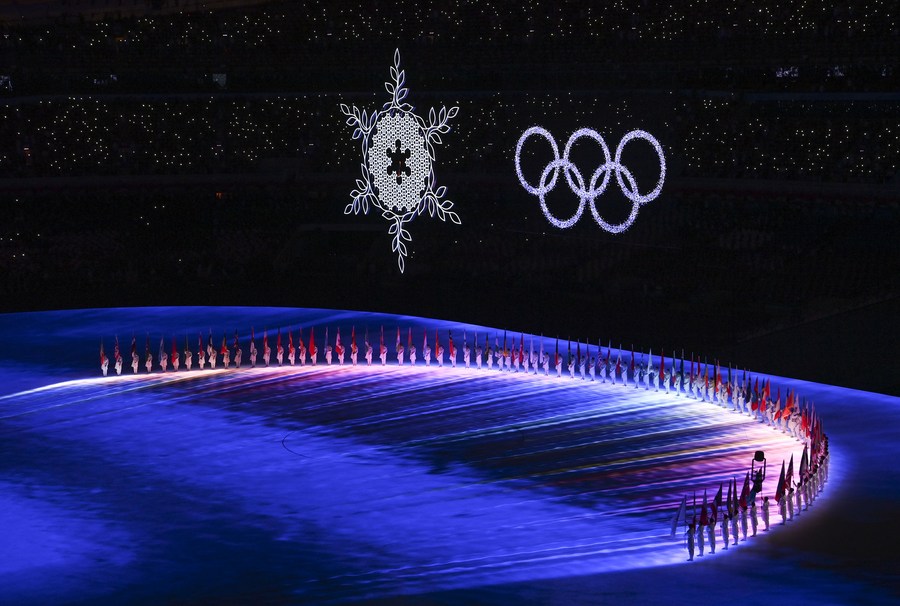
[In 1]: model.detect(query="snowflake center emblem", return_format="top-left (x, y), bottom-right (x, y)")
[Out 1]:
top-left (341, 49), bottom-right (460, 272)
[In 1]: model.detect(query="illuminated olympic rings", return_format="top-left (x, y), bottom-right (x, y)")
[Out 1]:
top-left (514, 127), bottom-right (666, 232)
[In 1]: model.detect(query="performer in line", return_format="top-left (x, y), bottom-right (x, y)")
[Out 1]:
top-left (530, 335), bottom-right (539, 375)
top-left (171, 336), bottom-right (180, 372)
top-left (297, 328), bottom-right (306, 367)
top-left (463, 330), bottom-right (471, 369)
top-left (234, 331), bottom-right (242, 369)
top-left (379, 326), bottom-right (387, 366)
top-left (364, 328), bottom-right (373, 366)
top-left (350, 327), bottom-right (359, 366)
top-left (336, 328), bottom-right (345, 366)
top-left (750, 498), bottom-right (758, 536)
top-left (436, 329), bottom-right (445, 368)
top-left (423, 330), bottom-right (431, 367)
top-left (589, 350), bottom-right (596, 382)
top-left (276, 329), bottom-right (284, 367)
top-left (486, 335), bottom-right (494, 371)
top-left (449, 331), bottom-right (457, 368)
top-left (722, 513), bottom-right (730, 550)
top-left (184, 335), bottom-right (193, 372)
top-left (207, 330), bottom-right (216, 370)
top-left (287, 329), bottom-right (295, 366)
top-left (541, 338), bottom-right (550, 376)
top-left (262, 330), bottom-right (271, 368)
top-left (475, 332), bottom-right (483, 370)
top-left (407, 327), bottom-right (416, 366)
top-left (197, 333), bottom-right (206, 370)
top-left (685, 519), bottom-right (695, 562)
top-left (159, 337), bottom-right (168, 372)
top-left (762, 496), bottom-right (770, 531)
top-left (555, 339), bottom-right (563, 378)
top-left (325, 327), bottom-right (333, 366)
top-left (131, 335), bottom-right (140, 374)
top-left (396, 327), bottom-right (405, 365)
top-left (114, 336), bottom-right (123, 376)
top-left (645, 349), bottom-right (655, 390)
top-left (567, 341), bottom-right (575, 379)
top-left (221, 332), bottom-right (231, 369)
top-left (308, 327), bottom-right (318, 366)
top-left (100, 339), bottom-right (109, 377)
top-left (145, 335), bottom-right (153, 373)
top-left (578, 342), bottom-right (587, 380)
top-left (249, 328), bottom-right (257, 368)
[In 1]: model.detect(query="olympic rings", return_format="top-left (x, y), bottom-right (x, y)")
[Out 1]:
top-left (515, 127), bottom-right (666, 233)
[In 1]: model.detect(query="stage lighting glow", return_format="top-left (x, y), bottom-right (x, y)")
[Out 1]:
top-left (515, 127), bottom-right (666, 233)
top-left (341, 49), bottom-right (460, 272)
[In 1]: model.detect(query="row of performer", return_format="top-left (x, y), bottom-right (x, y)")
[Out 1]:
top-left (98, 327), bottom-right (820, 440)
top-left (680, 436), bottom-right (830, 561)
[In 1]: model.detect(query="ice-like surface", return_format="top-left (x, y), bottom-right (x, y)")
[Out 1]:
top-left (0, 307), bottom-right (897, 605)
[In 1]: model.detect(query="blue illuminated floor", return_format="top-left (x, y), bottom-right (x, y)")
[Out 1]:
top-left (0, 308), bottom-right (897, 605)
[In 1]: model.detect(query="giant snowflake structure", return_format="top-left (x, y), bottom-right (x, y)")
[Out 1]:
top-left (341, 49), bottom-right (460, 273)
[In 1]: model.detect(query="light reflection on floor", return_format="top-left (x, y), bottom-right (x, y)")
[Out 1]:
top-left (0, 358), bottom-right (815, 604)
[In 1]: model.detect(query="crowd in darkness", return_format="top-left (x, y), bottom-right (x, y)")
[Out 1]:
top-left (0, 0), bottom-right (897, 392)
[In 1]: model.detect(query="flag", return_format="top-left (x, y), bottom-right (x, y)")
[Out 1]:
top-left (449, 331), bottom-right (455, 357)
top-left (114, 336), bottom-right (120, 361)
top-left (288, 328), bottom-right (293, 353)
top-left (277, 328), bottom-right (282, 352)
top-left (351, 326), bottom-right (357, 349)
top-left (775, 460), bottom-right (787, 502)
top-left (712, 482), bottom-right (723, 523)
top-left (699, 489), bottom-right (708, 526)
top-left (660, 349), bottom-right (665, 381)
top-left (786, 454), bottom-right (794, 486)
top-left (671, 495), bottom-right (687, 537)
top-left (100, 339), bottom-right (106, 364)
top-left (519, 333), bottom-right (525, 365)
top-left (263, 330), bottom-right (268, 351)
top-left (172, 336), bottom-right (178, 360)
top-left (630, 345), bottom-right (635, 375)
top-left (408, 327), bottom-right (412, 349)
top-left (235, 330), bottom-right (241, 351)
top-left (726, 477), bottom-right (733, 516)
top-left (799, 444), bottom-right (809, 479)
top-left (396, 326), bottom-right (401, 347)
top-left (555, 338), bottom-right (560, 367)
top-left (739, 472), bottom-right (750, 510)
top-left (309, 326), bottom-right (315, 354)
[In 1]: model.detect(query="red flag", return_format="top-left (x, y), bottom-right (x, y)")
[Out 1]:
top-left (726, 479), bottom-right (733, 516)
top-left (407, 327), bottom-right (412, 349)
top-left (172, 336), bottom-right (178, 361)
top-left (309, 326), bottom-right (315, 353)
top-left (799, 444), bottom-right (809, 479)
top-left (288, 328), bottom-right (294, 353)
top-left (775, 460), bottom-right (786, 502)
top-left (336, 327), bottom-right (343, 355)
top-left (100, 339), bottom-right (107, 365)
top-left (739, 471), bottom-right (750, 510)
top-left (277, 329), bottom-right (282, 351)
top-left (449, 331), bottom-right (455, 357)
top-left (519, 333), bottom-right (525, 365)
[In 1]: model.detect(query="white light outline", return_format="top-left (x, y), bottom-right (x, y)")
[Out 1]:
top-left (340, 49), bottom-right (460, 273)
top-left (515, 127), bottom-right (666, 233)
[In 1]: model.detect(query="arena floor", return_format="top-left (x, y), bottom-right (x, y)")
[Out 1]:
top-left (0, 308), bottom-right (896, 605)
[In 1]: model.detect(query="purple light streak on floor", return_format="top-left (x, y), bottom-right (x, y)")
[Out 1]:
top-left (0, 307), bottom-right (895, 605)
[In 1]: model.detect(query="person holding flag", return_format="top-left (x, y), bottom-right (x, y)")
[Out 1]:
top-left (448, 331), bottom-right (457, 368)
top-left (519, 334), bottom-right (526, 373)
top-left (364, 328), bottom-right (373, 366)
top-left (234, 331), bottom-right (243, 368)
top-left (739, 472), bottom-right (750, 540)
top-left (114, 336), bottom-right (123, 376)
top-left (486, 335), bottom-right (495, 371)
top-left (297, 328), bottom-right (306, 366)
top-left (324, 327), bottom-right (333, 366)
top-left (615, 346), bottom-right (623, 386)
top-left (578, 342), bottom-right (586, 380)
top-left (262, 330), bottom-right (271, 368)
top-left (308, 327), bottom-right (317, 366)
top-left (567, 339), bottom-right (576, 378)
top-left (555, 338), bottom-right (563, 378)
top-left (396, 327), bottom-right (405, 365)
top-left (379, 326), bottom-right (387, 366)
top-left (588, 343), bottom-right (596, 382)
top-left (436, 329), bottom-right (445, 368)
top-left (762, 495), bottom-right (770, 531)
top-left (145, 335), bottom-right (153, 373)
top-left (184, 335), bottom-right (193, 371)
top-left (207, 330), bottom-right (216, 370)
top-left (350, 327), bottom-right (359, 366)
top-left (221, 332), bottom-right (230, 369)
top-left (697, 490), bottom-right (708, 557)
top-left (645, 348), bottom-right (655, 390)
top-left (475, 331), bottom-right (483, 370)
top-left (407, 327), bottom-right (416, 366)
top-left (197, 332), bottom-right (206, 370)
top-left (158, 336), bottom-right (168, 372)
top-left (287, 328), bottom-right (295, 366)
top-left (249, 328), bottom-right (257, 368)
top-left (171, 336), bottom-right (180, 372)
top-left (335, 328), bottom-right (345, 366)
top-left (131, 335), bottom-right (140, 374)
top-left (463, 330), bottom-right (471, 369)
top-left (775, 460), bottom-right (787, 525)
top-left (629, 347), bottom-right (636, 388)
top-left (423, 329), bottom-right (431, 366)
top-left (529, 335), bottom-right (538, 375)
top-left (100, 339), bottom-right (109, 377)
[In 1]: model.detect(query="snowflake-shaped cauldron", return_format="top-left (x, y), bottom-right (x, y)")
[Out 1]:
top-left (341, 49), bottom-right (460, 272)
